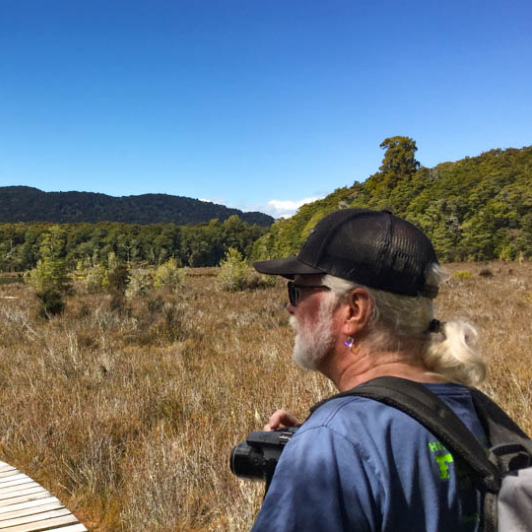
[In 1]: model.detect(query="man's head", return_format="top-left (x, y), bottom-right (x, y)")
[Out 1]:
top-left (254, 209), bottom-right (441, 371)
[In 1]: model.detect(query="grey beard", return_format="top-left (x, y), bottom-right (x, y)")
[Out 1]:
top-left (290, 294), bottom-right (337, 370)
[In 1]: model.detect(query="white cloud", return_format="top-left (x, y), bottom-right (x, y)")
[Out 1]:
top-left (199, 195), bottom-right (323, 219)
top-left (261, 196), bottom-right (322, 218)
top-left (199, 197), bottom-right (226, 205)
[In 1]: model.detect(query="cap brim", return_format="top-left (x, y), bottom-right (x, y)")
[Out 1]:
top-left (253, 257), bottom-right (325, 279)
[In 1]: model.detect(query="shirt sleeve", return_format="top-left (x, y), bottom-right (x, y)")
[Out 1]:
top-left (251, 425), bottom-right (384, 532)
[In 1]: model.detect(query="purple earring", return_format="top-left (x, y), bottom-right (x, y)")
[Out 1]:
top-left (344, 336), bottom-right (355, 348)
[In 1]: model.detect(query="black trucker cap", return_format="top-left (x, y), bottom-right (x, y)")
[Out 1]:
top-left (254, 208), bottom-right (440, 298)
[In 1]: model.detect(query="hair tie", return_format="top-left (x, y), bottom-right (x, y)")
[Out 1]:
top-left (428, 319), bottom-right (443, 333)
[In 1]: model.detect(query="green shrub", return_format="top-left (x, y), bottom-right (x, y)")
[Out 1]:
top-left (107, 264), bottom-right (131, 312)
top-left (85, 264), bottom-right (107, 293)
top-left (28, 258), bottom-right (70, 295)
top-left (154, 259), bottom-right (185, 290)
top-left (107, 264), bottom-right (130, 295)
top-left (126, 269), bottom-right (153, 299)
top-left (453, 270), bottom-right (475, 280)
top-left (28, 252), bottom-right (71, 318)
top-left (218, 248), bottom-right (251, 291)
top-left (255, 273), bottom-right (278, 288)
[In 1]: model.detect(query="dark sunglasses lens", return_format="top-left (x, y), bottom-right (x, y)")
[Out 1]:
top-left (288, 283), bottom-right (299, 306)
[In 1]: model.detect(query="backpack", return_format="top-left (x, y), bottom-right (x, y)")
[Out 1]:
top-left (312, 376), bottom-right (532, 532)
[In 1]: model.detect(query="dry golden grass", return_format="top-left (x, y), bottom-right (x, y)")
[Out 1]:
top-left (0, 261), bottom-right (530, 530)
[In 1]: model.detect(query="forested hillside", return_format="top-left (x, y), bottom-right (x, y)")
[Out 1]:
top-left (0, 186), bottom-right (273, 226)
top-left (253, 139), bottom-right (532, 262)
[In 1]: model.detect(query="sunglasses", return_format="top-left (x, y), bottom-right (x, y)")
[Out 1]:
top-left (287, 281), bottom-right (330, 306)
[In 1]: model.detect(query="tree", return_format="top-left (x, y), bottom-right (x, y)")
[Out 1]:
top-left (379, 136), bottom-right (419, 175)
top-left (28, 226), bottom-right (71, 317)
top-left (366, 136), bottom-right (420, 193)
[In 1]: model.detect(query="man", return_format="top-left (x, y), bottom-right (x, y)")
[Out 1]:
top-left (251, 208), bottom-right (487, 531)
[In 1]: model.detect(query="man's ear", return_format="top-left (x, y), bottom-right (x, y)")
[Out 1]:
top-left (342, 288), bottom-right (374, 336)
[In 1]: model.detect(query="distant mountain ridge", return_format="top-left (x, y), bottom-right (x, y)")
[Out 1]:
top-left (0, 186), bottom-right (273, 226)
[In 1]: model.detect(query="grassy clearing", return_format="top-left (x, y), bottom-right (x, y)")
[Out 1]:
top-left (0, 261), bottom-right (530, 530)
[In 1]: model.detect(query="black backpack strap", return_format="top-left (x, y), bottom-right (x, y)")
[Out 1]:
top-left (470, 389), bottom-right (532, 454)
top-left (310, 376), bottom-right (501, 493)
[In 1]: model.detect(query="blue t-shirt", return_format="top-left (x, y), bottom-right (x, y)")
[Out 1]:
top-left (252, 383), bottom-right (486, 532)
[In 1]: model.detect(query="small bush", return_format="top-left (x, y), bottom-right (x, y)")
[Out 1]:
top-left (154, 259), bottom-right (185, 290)
top-left (29, 258), bottom-right (70, 294)
top-left (36, 288), bottom-right (65, 317)
top-left (253, 272), bottom-right (278, 288)
top-left (107, 264), bottom-right (130, 295)
top-left (85, 264), bottom-right (107, 293)
top-left (107, 264), bottom-right (131, 313)
top-left (218, 249), bottom-right (277, 291)
top-left (126, 269), bottom-right (153, 299)
top-left (453, 270), bottom-right (475, 280)
top-left (28, 256), bottom-right (71, 318)
top-left (218, 248), bottom-right (252, 291)
top-left (479, 268), bottom-right (494, 278)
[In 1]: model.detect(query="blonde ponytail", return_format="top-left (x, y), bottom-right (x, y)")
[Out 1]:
top-left (425, 320), bottom-right (486, 386)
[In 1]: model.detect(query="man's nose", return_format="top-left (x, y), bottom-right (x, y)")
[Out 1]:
top-left (286, 302), bottom-right (295, 315)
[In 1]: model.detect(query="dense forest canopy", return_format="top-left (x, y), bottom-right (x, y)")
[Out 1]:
top-left (0, 186), bottom-right (273, 226)
top-left (253, 139), bottom-right (532, 262)
top-left (0, 216), bottom-right (267, 272)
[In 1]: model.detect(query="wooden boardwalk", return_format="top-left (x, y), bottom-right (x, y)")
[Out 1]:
top-left (0, 461), bottom-right (87, 531)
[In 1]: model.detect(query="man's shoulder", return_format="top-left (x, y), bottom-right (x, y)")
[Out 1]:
top-left (300, 382), bottom-right (475, 440)
top-left (305, 394), bottom-right (378, 426)
top-left (297, 395), bottom-right (397, 446)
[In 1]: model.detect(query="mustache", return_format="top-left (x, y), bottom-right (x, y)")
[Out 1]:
top-left (289, 316), bottom-right (299, 333)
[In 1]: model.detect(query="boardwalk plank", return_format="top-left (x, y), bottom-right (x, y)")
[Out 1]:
top-left (0, 489), bottom-right (49, 504)
top-left (46, 526), bottom-right (87, 532)
top-left (0, 478), bottom-right (23, 483)
top-left (0, 497), bottom-right (59, 515)
top-left (0, 514), bottom-right (76, 532)
top-left (0, 501), bottom-right (64, 521)
top-left (0, 480), bottom-right (37, 492)
top-left (0, 512), bottom-right (79, 531)
top-left (0, 462), bottom-right (86, 531)
top-left (0, 473), bottom-right (21, 480)
top-left (0, 507), bottom-right (71, 528)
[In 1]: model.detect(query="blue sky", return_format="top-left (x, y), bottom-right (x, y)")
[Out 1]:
top-left (1, 0), bottom-right (531, 218)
